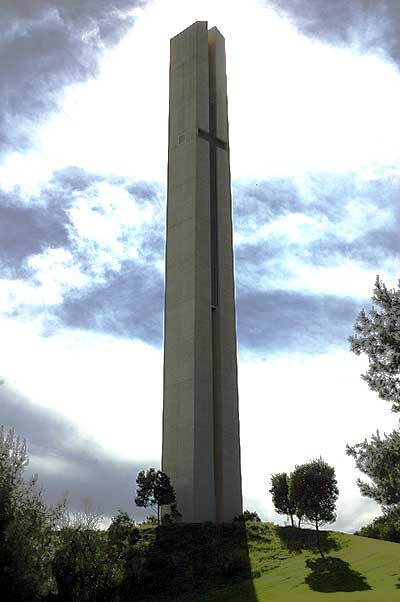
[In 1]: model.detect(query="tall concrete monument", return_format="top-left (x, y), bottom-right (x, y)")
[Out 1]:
top-left (162, 21), bottom-right (242, 523)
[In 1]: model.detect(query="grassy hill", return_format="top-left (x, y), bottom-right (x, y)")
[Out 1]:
top-left (137, 522), bottom-right (399, 602)
top-left (189, 524), bottom-right (400, 602)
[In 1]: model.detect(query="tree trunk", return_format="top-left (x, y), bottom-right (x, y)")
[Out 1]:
top-left (290, 514), bottom-right (294, 527)
top-left (315, 519), bottom-right (324, 558)
top-left (157, 504), bottom-right (160, 526)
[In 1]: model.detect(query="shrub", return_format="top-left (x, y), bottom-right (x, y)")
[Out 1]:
top-left (233, 510), bottom-right (261, 523)
top-left (356, 507), bottom-right (400, 543)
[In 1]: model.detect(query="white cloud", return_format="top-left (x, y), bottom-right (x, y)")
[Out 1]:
top-left (28, 248), bottom-right (89, 304)
top-left (2, 0), bottom-right (400, 192)
top-left (0, 179), bottom-right (163, 313)
top-left (234, 180), bottom-right (396, 300)
top-left (259, 258), bottom-right (398, 299)
top-left (235, 212), bottom-right (329, 248)
top-left (66, 181), bottom-right (159, 274)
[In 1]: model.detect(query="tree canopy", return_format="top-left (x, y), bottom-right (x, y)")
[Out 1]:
top-left (269, 472), bottom-right (297, 527)
top-left (290, 458), bottom-right (338, 555)
top-left (349, 275), bottom-right (400, 413)
top-left (347, 429), bottom-right (400, 508)
top-left (135, 468), bottom-right (176, 525)
top-left (348, 276), bottom-right (400, 510)
top-left (0, 425), bottom-right (63, 602)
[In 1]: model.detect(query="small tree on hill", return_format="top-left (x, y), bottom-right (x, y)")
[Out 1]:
top-left (135, 468), bottom-right (176, 525)
top-left (270, 472), bottom-right (297, 527)
top-left (290, 458), bottom-right (339, 557)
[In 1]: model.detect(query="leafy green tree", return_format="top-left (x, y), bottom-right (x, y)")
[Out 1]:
top-left (0, 426), bottom-right (63, 602)
top-left (107, 510), bottom-right (139, 558)
top-left (270, 472), bottom-right (297, 527)
top-left (53, 527), bottom-right (117, 602)
top-left (346, 429), bottom-right (400, 507)
top-left (135, 468), bottom-right (176, 525)
top-left (290, 459), bottom-right (339, 556)
top-left (349, 275), bottom-right (400, 413)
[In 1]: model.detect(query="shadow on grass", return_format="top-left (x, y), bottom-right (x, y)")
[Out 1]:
top-left (305, 556), bottom-right (371, 592)
top-left (277, 526), bottom-right (340, 555)
top-left (133, 522), bottom-right (258, 602)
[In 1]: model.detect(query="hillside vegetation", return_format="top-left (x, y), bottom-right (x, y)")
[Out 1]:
top-left (137, 522), bottom-right (399, 602)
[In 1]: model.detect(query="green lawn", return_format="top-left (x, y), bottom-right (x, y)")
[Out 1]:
top-left (188, 525), bottom-right (400, 602)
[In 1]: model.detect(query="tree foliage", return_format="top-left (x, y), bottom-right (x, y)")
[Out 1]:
top-left (349, 275), bottom-right (400, 413)
top-left (290, 459), bottom-right (339, 555)
top-left (348, 276), bottom-right (400, 510)
top-left (356, 505), bottom-right (400, 543)
top-left (0, 426), bottom-right (63, 602)
top-left (0, 426), bottom-right (28, 538)
top-left (233, 510), bottom-right (261, 523)
top-left (53, 528), bottom-right (117, 602)
top-left (107, 510), bottom-right (139, 558)
top-left (134, 468), bottom-right (176, 525)
top-left (346, 429), bottom-right (400, 507)
top-left (269, 472), bottom-right (297, 527)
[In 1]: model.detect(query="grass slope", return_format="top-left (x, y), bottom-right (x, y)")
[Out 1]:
top-left (185, 524), bottom-right (400, 602)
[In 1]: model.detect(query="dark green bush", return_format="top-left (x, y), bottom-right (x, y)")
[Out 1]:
top-left (355, 507), bottom-right (400, 543)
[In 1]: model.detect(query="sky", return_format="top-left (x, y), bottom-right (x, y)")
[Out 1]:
top-left (1, 0), bottom-right (400, 532)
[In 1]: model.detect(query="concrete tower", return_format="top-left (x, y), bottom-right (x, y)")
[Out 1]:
top-left (162, 21), bottom-right (242, 523)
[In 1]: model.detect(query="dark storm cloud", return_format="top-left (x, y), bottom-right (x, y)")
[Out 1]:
top-left (268, 0), bottom-right (400, 65)
top-left (0, 166), bottom-right (98, 272)
top-left (47, 165), bottom-right (103, 195)
top-left (0, 0), bottom-right (146, 156)
top-left (0, 386), bottom-right (151, 520)
top-left (236, 290), bottom-right (360, 355)
top-left (58, 261), bottom-right (164, 346)
top-left (0, 191), bottom-right (71, 270)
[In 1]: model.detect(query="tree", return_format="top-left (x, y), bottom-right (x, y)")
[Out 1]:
top-left (348, 276), bottom-right (400, 509)
top-left (0, 425), bottom-right (63, 602)
top-left (269, 472), bottom-right (297, 527)
top-left (53, 527), bottom-right (116, 602)
top-left (290, 459), bottom-right (339, 556)
top-left (0, 426), bottom-right (29, 539)
top-left (135, 468), bottom-right (176, 525)
top-left (70, 497), bottom-right (103, 530)
top-left (107, 510), bottom-right (139, 558)
top-left (349, 275), bottom-right (400, 413)
top-left (346, 429), bottom-right (400, 507)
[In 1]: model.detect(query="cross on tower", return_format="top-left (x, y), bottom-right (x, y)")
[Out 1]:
top-left (198, 128), bottom-right (228, 151)
top-left (198, 127), bottom-right (228, 309)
